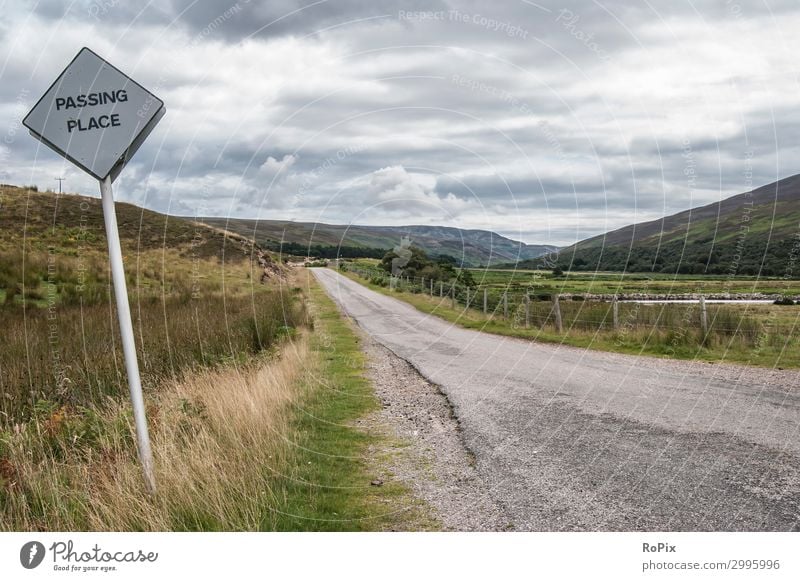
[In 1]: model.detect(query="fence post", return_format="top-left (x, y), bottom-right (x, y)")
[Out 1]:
top-left (525, 292), bottom-right (530, 328)
top-left (503, 291), bottom-right (508, 319)
top-left (553, 295), bottom-right (563, 333)
top-left (483, 288), bottom-right (488, 314)
top-left (699, 294), bottom-right (708, 337)
top-left (612, 295), bottom-right (619, 330)
top-left (451, 284), bottom-right (456, 309)
top-left (465, 288), bottom-right (470, 310)
top-left (440, 281), bottom-right (444, 297)
top-left (430, 278), bottom-right (434, 296)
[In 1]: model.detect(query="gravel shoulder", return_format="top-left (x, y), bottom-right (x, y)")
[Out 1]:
top-left (356, 330), bottom-right (508, 531)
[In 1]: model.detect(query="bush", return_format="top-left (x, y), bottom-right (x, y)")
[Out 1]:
top-left (774, 297), bottom-right (795, 305)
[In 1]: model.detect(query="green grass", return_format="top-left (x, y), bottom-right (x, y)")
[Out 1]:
top-left (267, 274), bottom-right (436, 531)
top-left (464, 269), bottom-right (800, 296)
top-left (348, 258), bottom-right (800, 296)
top-left (342, 270), bottom-right (800, 368)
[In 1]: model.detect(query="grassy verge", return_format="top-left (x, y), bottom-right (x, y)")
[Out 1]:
top-left (268, 271), bottom-right (433, 531)
top-left (341, 270), bottom-right (800, 368)
top-left (0, 271), bottom-right (432, 530)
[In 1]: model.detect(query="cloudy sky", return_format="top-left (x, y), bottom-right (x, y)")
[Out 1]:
top-left (2, 0), bottom-right (800, 245)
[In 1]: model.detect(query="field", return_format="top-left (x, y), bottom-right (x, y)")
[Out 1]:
top-left (467, 268), bottom-right (800, 297)
top-left (344, 260), bottom-right (800, 368)
top-left (347, 258), bottom-right (800, 296)
top-left (0, 189), bottom-right (428, 531)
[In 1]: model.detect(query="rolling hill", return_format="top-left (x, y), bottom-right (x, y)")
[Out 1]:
top-left (518, 174), bottom-right (800, 276)
top-left (0, 184), bottom-right (280, 306)
top-left (198, 218), bottom-right (557, 266)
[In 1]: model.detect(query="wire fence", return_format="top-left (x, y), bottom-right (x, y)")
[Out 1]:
top-left (344, 265), bottom-right (800, 348)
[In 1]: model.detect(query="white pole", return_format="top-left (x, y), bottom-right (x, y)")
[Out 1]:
top-left (100, 176), bottom-right (156, 495)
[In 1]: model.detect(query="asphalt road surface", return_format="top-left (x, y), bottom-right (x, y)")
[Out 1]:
top-left (313, 268), bottom-right (800, 531)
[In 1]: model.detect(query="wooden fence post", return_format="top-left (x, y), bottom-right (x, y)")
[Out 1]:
top-left (612, 295), bottom-right (619, 330)
top-left (430, 278), bottom-right (434, 296)
top-left (483, 288), bottom-right (488, 314)
top-left (525, 293), bottom-right (530, 328)
top-left (553, 295), bottom-right (563, 333)
top-left (699, 294), bottom-right (708, 337)
top-left (503, 291), bottom-right (508, 319)
top-left (465, 288), bottom-right (470, 310)
top-left (451, 284), bottom-right (456, 309)
top-left (440, 281), bottom-right (444, 297)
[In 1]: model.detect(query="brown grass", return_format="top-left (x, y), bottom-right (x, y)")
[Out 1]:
top-left (0, 334), bottom-right (310, 531)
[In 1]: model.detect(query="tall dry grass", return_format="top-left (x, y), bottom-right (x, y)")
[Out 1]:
top-left (0, 334), bottom-right (310, 531)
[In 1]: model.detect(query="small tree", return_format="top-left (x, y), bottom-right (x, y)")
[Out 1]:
top-left (456, 268), bottom-right (476, 288)
top-left (552, 266), bottom-right (564, 277)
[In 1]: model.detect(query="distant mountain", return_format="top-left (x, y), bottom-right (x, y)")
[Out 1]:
top-left (518, 174), bottom-right (800, 276)
top-left (199, 219), bottom-right (557, 266)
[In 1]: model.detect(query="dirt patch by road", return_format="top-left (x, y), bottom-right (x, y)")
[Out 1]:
top-left (355, 331), bottom-right (508, 531)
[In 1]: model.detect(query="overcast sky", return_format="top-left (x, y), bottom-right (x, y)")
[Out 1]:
top-left (2, 0), bottom-right (800, 245)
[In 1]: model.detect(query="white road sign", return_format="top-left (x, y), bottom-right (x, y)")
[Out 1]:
top-left (23, 47), bottom-right (165, 181)
top-left (24, 47), bottom-right (164, 494)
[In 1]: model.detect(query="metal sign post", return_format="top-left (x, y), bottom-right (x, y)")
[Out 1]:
top-left (24, 47), bottom-right (165, 494)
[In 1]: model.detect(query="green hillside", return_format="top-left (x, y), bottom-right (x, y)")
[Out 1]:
top-left (0, 184), bottom-right (280, 306)
top-left (0, 184), bottom-right (288, 421)
top-left (199, 218), bottom-right (557, 266)
top-left (520, 174), bottom-right (800, 276)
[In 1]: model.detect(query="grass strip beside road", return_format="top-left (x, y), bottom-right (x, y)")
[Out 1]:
top-left (0, 271), bottom-right (431, 530)
top-left (340, 269), bottom-right (800, 368)
top-left (269, 271), bottom-right (432, 531)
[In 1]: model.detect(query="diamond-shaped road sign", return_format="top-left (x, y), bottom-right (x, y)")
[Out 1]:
top-left (23, 47), bottom-right (165, 182)
top-left (23, 47), bottom-right (165, 494)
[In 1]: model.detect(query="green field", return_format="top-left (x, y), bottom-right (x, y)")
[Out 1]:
top-left (343, 261), bottom-right (800, 368)
top-left (348, 259), bottom-right (800, 296)
top-left (468, 268), bottom-right (800, 296)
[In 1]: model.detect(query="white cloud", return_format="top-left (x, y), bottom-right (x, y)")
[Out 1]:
top-left (2, 1), bottom-right (800, 244)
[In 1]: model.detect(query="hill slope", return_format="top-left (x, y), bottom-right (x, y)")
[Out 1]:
top-left (0, 184), bottom-right (280, 306)
top-left (520, 174), bottom-right (800, 276)
top-left (199, 218), bottom-right (557, 266)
